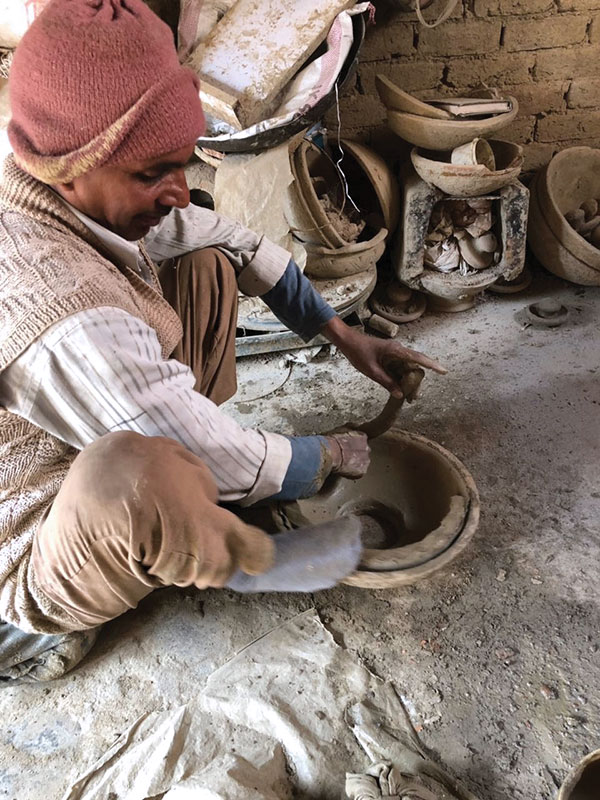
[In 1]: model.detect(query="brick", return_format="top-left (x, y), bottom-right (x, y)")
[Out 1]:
top-left (324, 124), bottom-right (371, 145)
top-left (537, 111), bottom-right (600, 142)
top-left (446, 52), bottom-right (534, 87)
top-left (474, 0), bottom-right (554, 16)
top-left (417, 19), bottom-right (502, 57)
top-left (504, 15), bottom-right (589, 52)
top-left (361, 21), bottom-right (414, 61)
top-left (535, 43), bottom-right (600, 80)
top-left (359, 60), bottom-right (444, 95)
top-left (334, 93), bottom-right (387, 130)
top-left (567, 77), bottom-right (600, 108)
top-left (590, 13), bottom-right (600, 43)
top-left (521, 142), bottom-right (555, 172)
top-left (552, 136), bottom-right (600, 151)
top-left (497, 116), bottom-right (536, 144)
top-left (388, 0), bottom-right (464, 23)
top-left (557, 0), bottom-right (600, 9)
top-left (511, 81), bottom-right (568, 116)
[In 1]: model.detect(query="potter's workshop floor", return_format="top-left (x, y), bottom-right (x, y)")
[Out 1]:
top-left (1, 269), bottom-right (598, 800)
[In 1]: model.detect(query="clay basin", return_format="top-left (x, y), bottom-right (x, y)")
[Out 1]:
top-left (410, 140), bottom-right (523, 197)
top-left (298, 430), bottom-right (480, 588)
top-left (386, 97), bottom-right (518, 150)
top-left (303, 227), bottom-right (387, 279)
top-left (528, 146), bottom-right (600, 286)
top-left (375, 73), bottom-right (451, 120)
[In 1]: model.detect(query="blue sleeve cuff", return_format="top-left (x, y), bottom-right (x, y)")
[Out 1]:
top-left (268, 435), bottom-right (330, 501)
top-left (261, 260), bottom-right (336, 341)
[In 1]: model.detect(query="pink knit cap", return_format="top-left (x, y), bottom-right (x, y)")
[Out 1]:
top-left (8, 0), bottom-right (205, 183)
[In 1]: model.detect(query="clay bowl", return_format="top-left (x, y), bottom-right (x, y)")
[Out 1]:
top-left (340, 138), bottom-right (401, 235)
top-left (386, 97), bottom-right (519, 150)
top-left (304, 227), bottom-right (388, 279)
top-left (298, 430), bottom-right (480, 588)
top-left (375, 73), bottom-right (451, 120)
top-left (527, 147), bottom-right (600, 286)
top-left (410, 139), bottom-right (523, 197)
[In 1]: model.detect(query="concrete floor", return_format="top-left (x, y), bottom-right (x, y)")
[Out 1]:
top-left (0, 268), bottom-right (598, 799)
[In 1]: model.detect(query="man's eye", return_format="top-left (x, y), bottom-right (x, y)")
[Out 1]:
top-left (136, 172), bottom-right (162, 184)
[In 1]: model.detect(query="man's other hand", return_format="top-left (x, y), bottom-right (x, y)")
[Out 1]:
top-left (325, 431), bottom-right (370, 479)
top-left (322, 316), bottom-right (447, 399)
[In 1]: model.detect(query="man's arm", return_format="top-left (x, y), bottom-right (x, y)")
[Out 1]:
top-left (0, 308), bottom-right (366, 504)
top-left (146, 204), bottom-right (446, 390)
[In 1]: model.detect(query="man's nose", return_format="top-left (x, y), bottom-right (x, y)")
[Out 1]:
top-left (158, 169), bottom-right (190, 209)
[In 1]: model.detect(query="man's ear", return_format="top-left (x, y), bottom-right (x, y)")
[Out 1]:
top-left (51, 182), bottom-right (75, 201)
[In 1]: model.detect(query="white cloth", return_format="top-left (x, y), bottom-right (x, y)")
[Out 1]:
top-left (0, 202), bottom-right (293, 505)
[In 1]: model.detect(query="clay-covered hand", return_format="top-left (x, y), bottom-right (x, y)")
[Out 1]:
top-left (322, 318), bottom-right (446, 399)
top-left (201, 510), bottom-right (276, 589)
top-left (325, 431), bottom-right (371, 479)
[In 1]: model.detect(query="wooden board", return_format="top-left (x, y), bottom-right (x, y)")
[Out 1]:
top-left (187, 0), bottom-right (355, 128)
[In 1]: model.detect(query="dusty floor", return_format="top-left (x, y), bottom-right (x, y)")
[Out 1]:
top-left (0, 268), bottom-right (598, 799)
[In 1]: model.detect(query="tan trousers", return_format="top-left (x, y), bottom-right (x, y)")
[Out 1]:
top-left (30, 249), bottom-right (273, 632)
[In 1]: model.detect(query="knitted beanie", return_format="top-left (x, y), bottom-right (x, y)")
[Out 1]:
top-left (8, 0), bottom-right (205, 183)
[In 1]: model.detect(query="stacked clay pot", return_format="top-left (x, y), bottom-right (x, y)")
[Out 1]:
top-left (287, 138), bottom-right (399, 279)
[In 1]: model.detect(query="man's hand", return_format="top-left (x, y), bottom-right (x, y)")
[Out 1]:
top-left (322, 316), bottom-right (447, 399)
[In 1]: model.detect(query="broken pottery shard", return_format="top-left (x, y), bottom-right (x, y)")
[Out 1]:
top-left (186, 0), bottom-right (356, 128)
top-left (425, 240), bottom-right (460, 272)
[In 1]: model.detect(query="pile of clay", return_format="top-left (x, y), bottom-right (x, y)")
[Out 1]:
top-left (565, 199), bottom-right (600, 249)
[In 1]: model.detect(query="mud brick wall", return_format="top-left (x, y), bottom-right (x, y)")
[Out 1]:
top-left (327, 0), bottom-right (600, 172)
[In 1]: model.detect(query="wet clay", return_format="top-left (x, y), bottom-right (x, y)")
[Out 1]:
top-left (356, 362), bottom-right (425, 440)
top-left (298, 430), bottom-right (480, 587)
top-left (559, 755), bottom-right (600, 800)
top-left (570, 762), bottom-right (600, 800)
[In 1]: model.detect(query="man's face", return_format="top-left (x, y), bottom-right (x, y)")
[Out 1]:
top-left (55, 143), bottom-right (196, 240)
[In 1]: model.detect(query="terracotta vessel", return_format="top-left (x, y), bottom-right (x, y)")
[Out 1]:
top-left (411, 139), bottom-right (523, 197)
top-left (557, 749), bottom-right (600, 800)
top-left (386, 97), bottom-right (519, 150)
top-left (528, 147), bottom-right (600, 286)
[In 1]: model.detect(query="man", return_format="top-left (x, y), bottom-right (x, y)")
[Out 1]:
top-left (0, 0), bottom-right (443, 682)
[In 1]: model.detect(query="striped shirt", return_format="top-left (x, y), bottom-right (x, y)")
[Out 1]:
top-left (0, 202), bottom-right (335, 505)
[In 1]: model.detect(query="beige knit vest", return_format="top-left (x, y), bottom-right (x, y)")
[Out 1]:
top-left (0, 156), bottom-right (183, 633)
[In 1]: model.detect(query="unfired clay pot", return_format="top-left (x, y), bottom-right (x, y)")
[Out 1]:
top-left (298, 430), bottom-right (480, 589)
top-left (386, 97), bottom-right (519, 150)
top-left (528, 147), bottom-right (600, 286)
top-left (557, 749), bottom-right (600, 800)
top-left (289, 140), bottom-right (348, 249)
top-left (340, 138), bottom-right (401, 235)
top-left (303, 228), bottom-right (388, 279)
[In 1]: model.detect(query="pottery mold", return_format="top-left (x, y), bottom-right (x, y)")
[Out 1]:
top-left (298, 430), bottom-right (480, 588)
top-left (375, 73), bottom-right (452, 120)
